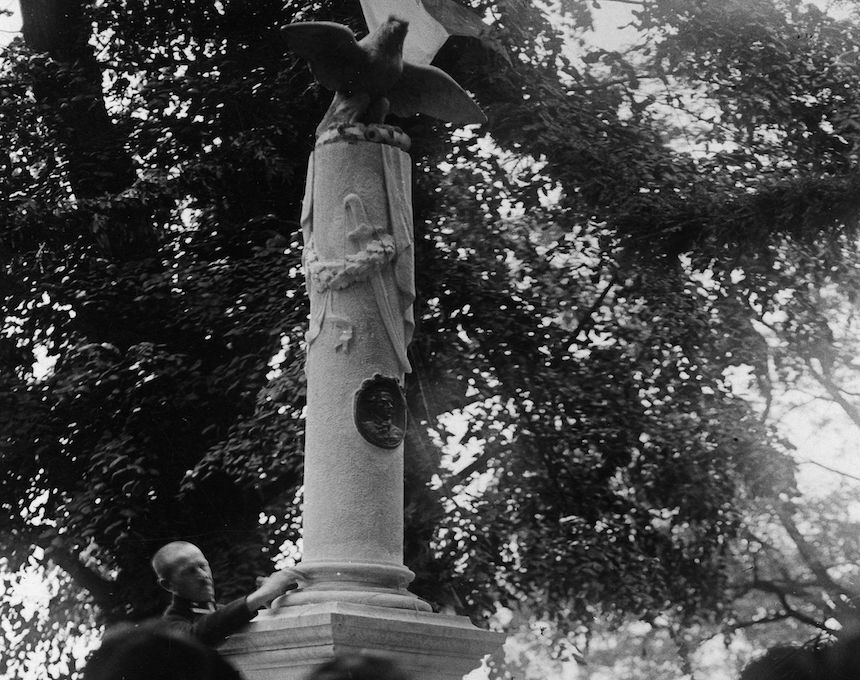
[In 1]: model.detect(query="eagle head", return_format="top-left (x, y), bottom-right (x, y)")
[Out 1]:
top-left (375, 17), bottom-right (409, 57)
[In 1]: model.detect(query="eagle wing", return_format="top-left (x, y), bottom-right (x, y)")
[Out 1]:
top-left (281, 22), bottom-right (365, 92)
top-left (389, 62), bottom-right (486, 126)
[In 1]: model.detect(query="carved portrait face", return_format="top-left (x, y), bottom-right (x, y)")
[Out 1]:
top-left (369, 391), bottom-right (395, 422)
top-left (354, 375), bottom-right (406, 449)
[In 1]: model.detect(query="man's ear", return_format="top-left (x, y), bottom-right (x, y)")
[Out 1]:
top-left (157, 578), bottom-right (173, 593)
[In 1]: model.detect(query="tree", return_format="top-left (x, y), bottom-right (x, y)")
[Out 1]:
top-left (2, 0), bottom-right (860, 678)
top-left (2, 0), bottom-right (322, 673)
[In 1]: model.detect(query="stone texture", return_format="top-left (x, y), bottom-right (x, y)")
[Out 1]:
top-left (297, 140), bottom-right (417, 605)
top-left (219, 602), bottom-right (505, 680)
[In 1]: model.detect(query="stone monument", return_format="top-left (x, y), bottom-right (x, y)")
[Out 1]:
top-left (219, 13), bottom-right (504, 680)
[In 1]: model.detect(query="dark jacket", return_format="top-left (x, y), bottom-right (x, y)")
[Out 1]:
top-left (161, 595), bottom-right (255, 647)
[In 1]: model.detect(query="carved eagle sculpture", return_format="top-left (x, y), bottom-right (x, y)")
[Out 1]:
top-left (281, 17), bottom-right (486, 135)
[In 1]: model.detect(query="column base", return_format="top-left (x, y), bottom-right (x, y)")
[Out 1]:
top-left (271, 561), bottom-right (432, 613)
top-left (218, 601), bottom-right (505, 680)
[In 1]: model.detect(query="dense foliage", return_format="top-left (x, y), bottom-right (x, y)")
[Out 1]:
top-left (2, 0), bottom-right (860, 677)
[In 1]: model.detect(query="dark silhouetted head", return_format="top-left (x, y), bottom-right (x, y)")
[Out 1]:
top-left (83, 621), bottom-right (242, 680)
top-left (739, 645), bottom-right (820, 680)
top-left (306, 654), bottom-right (410, 680)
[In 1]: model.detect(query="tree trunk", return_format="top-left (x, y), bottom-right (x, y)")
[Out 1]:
top-left (19, 0), bottom-right (157, 259)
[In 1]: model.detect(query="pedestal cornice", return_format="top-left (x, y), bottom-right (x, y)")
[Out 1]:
top-left (219, 602), bottom-right (504, 680)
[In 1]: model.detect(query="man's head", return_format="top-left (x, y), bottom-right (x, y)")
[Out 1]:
top-left (739, 645), bottom-right (820, 680)
top-left (151, 541), bottom-right (215, 603)
top-left (83, 621), bottom-right (242, 680)
top-left (308, 654), bottom-right (410, 680)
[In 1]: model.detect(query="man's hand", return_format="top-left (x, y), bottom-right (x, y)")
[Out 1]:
top-left (246, 568), bottom-right (305, 612)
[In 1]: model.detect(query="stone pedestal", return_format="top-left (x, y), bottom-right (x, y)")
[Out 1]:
top-left (219, 602), bottom-right (504, 680)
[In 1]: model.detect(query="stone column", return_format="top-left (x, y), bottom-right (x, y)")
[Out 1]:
top-left (282, 124), bottom-right (427, 610)
top-left (220, 125), bottom-right (503, 680)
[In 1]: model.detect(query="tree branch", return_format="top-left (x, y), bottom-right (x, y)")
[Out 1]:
top-left (570, 271), bottom-right (620, 345)
top-left (800, 459), bottom-right (860, 484)
top-left (19, 528), bottom-right (117, 611)
top-left (725, 612), bottom-right (795, 633)
top-left (447, 449), bottom-right (494, 487)
top-left (42, 545), bottom-right (116, 611)
top-left (804, 358), bottom-right (860, 431)
top-left (19, 0), bottom-right (157, 260)
top-left (775, 590), bottom-right (832, 632)
top-left (745, 579), bottom-right (831, 632)
top-left (776, 502), bottom-right (860, 612)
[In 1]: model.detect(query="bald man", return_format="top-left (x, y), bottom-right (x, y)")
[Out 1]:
top-left (151, 541), bottom-right (302, 646)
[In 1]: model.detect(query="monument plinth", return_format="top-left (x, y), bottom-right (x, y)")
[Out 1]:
top-left (222, 15), bottom-right (503, 680)
top-left (220, 601), bottom-right (503, 680)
